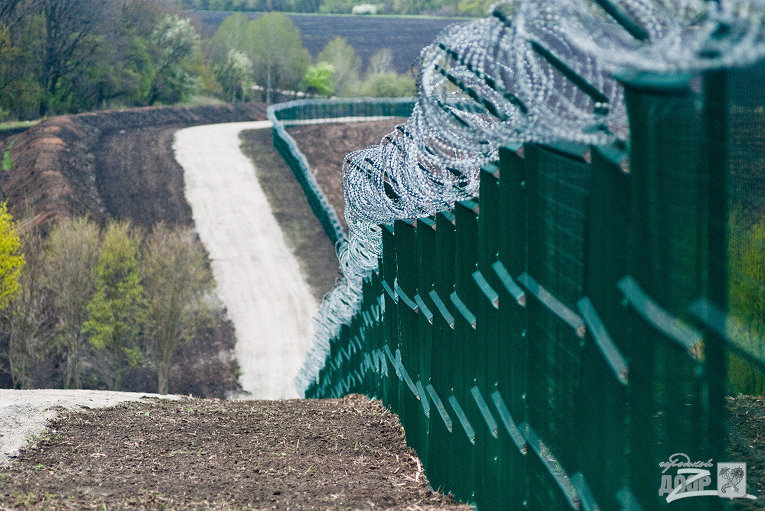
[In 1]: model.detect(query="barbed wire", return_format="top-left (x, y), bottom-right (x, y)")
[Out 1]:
top-left (295, 0), bottom-right (765, 394)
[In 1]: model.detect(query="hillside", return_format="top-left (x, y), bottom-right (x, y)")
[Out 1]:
top-left (0, 103), bottom-right (267, 396)
top-left (0, 103), bottom-right (267, 232)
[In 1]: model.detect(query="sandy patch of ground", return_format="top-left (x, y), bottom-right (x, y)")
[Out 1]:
top-left (0, 389), bottom-right (178, 466)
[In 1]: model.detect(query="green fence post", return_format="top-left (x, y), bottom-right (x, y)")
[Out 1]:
top-left (474, 165), bottom-right (503, 511)
top-left (453, 199), bottom-right (480, 504)
top-left (382, 224), bottom-right (400, 413)
top-left (394, 219), bottom-right (425, 455)
top-left (368, 272), bottom-right (382, 397)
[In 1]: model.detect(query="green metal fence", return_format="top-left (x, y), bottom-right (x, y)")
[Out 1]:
top-left (268, 98), bottom-right (415, 244)
top-left (304, 63), bottom-right (765, 510)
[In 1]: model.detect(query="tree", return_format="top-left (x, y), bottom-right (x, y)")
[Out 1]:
top-left (44, 217), bottom-right (100, 389)
top-left (301, 62), bottom-right (334, 97)
top-left (215, 48), bottom-right (253, 102)
top-left (0, 0), bottom-right (28, 29)
top-left (147, 14), bottom-right (202, 104)
top-left (210, 12), bottom-right (249, 59)
top-left (317, 36), bottom-right (360, 97)
top-left (0, 202), bottom-right (25, 386)
top-left (35, 0), bottom-right (109, 116)
top-left (246, 12), bottom-right (310, 102)
top-left (6, 231), bottom-right (47, 389)
top-left (143, 223), bottom-right (213, 394)
top-left (318, 0), bottom-right (354, 13)
top-left (457, 0), bottom-right (491, 16)
top-left (0, 202), bottom-right (24, 311)
top-left (367, 48), bottom-right (394, 75)
top-left (84, 221), bottom-right (145, 390)
top-left (358, 72), bottom-right (415, 97)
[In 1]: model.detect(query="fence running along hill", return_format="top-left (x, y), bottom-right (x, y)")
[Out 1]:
top-left (268, 98), bottom-right (415, 245)
top-left (301, 64), bottom-right (765, 510)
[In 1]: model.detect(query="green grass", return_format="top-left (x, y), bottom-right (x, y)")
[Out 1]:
top-left (2, 137), bottom-right (16, 172)
top-left (0, 119), bottom-right (39, 132)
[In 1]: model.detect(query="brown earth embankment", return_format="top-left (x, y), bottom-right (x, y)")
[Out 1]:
top-left (1, 103), bottom-right (266, 231)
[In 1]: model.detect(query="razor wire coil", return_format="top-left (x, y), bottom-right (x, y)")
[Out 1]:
top-left (295, 0), bottom-right (765, 393)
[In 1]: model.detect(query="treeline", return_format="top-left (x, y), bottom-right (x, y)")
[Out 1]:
top-left (0, 0), bottom-right (215, 120)
top-left (0, 213), bottom-right (228, 395)
top-left (0, 1), bottom-right (416, 121)
top-left (177, 0), bottom-right (490, 17)
top-left (210, 12), bottom-right (414, 102)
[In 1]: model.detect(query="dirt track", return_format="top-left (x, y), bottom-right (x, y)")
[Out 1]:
top-left (175, 122), bottom-right (318, 400)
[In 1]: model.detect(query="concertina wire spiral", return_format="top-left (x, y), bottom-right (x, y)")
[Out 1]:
top-left (295, 0), bottom-right (765, 394)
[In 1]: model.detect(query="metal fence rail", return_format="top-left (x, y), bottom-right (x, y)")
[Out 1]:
top-left (304, 62), bottom-right (765, 510)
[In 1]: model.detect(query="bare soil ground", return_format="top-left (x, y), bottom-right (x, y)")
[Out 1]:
top-left (0, 395), bottom-right (467, 510)
top-left (728, 395), bottom-right (765, 509)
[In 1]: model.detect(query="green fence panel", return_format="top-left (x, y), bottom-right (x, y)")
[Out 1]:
top-left (416, 217), bottom-right (436, 471)
top-left (576, 144), bottom-right (631, 509)
top-left (426, 211), bottom-right (458, 494)
top-left (523, 142), bottom-right (591, 510)
top-left (620, 71), bottom-right (722, 511)
top-left (494, 144), bottom-right (529, 510)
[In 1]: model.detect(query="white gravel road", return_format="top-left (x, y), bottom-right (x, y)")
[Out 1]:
top-left (174, 121), bottom-right (318, 400)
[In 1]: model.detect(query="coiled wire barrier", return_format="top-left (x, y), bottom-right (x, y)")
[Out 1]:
top-left (296, 0), bottom-right (765, 394)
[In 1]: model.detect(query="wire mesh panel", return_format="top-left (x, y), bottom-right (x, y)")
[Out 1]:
top-left (426, 211), bottom-right (458, 494)
top-left (523, 142), bottom-right (591, 510)
top-left (704, 59), bottom-right (765, 397)
top-left (620, 72), bottom-right (721, 511)
top-left (497, 145), bottom-right (530, 510)
top-left (576, 143), bottom-right (631, 509)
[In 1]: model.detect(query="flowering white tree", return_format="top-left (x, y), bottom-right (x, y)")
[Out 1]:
top-left (147, 14), bottom-right (202, 104)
